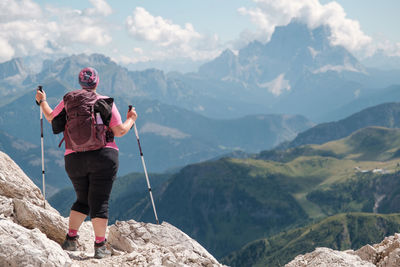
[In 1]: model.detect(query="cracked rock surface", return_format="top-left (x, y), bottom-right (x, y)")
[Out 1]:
top-left (286, 234), bottom-right (400, 267)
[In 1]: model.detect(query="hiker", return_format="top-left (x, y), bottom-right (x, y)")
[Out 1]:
top-left (35, 67), bottom-right (137, 259)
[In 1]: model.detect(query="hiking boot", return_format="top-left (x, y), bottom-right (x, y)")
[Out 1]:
top-left (61, 234), bottom-right (79, 251)
top-left (94, 240), bottom-right (113, 259)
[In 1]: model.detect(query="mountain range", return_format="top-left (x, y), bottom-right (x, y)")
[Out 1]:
top-left (0, 72), bottom-right (312, 192)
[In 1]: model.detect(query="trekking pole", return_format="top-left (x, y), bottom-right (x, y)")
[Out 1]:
top-left (129, 105), bottom-right (159, 224)
top-left (36, 85), bottom-right (46, 208)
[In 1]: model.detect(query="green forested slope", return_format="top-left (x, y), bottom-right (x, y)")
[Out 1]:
top-left (223, 213), bottom-right (400, 267)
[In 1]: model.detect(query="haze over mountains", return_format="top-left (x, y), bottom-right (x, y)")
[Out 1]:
top-left (1, 19), bottom-right (400, 266)
top-left (2, 21), bottom-right (399, 120)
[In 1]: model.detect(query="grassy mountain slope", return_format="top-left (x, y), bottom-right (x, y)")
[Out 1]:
top-left (258, 127), bottom-right (400, 216)
top-left (307, 171), bottom-right (400, 216)
top-left (283, 102), bottom-right (400, 149)
top-left (222, 213), bottom-right (400, 267)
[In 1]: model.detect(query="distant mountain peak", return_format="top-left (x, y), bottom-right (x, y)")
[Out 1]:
top-left (57, 53), bottom-right (115, 67)
top-left (0, 57), bottom-right (28, 80)
top-left (272, 21), bottom-right (315, 44)
top-left (220, 49), bottom-right (236, 58)
top-left (198, 20), bottom-right (363, 88)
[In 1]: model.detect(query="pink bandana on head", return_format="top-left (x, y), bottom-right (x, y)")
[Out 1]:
top-left (78, 67), bottom-right (99, 89)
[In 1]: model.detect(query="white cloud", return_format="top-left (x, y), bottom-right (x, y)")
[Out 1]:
top-left (85, 0), bottom-right (112, 16)
top-left (259, 73), bottom-right (291, 96)
top-left (239, 0), bottom-right (372, 52)
top-left (56, 15), bottom-right (112, 46)
top-left (45, 5), bottom-right (112, 47)
top-left (0, 37), bottom-right (15, 62)
top-left (0, 0), bottom-right (113, 63)
top-left (369, 40), bottom-right (400, 58)
top-left (125, 7), bottom-right (221, 61)
top-left (0, 0), bottom-right (42, 23)
top-left (133, 47), bottom-right (143, 54)
top-left (116, 54), bottom-right (151, 65)
top-left (126, 7), bottom-right (202, 46)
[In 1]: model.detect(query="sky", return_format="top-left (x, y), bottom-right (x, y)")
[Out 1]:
top-left (1, 0), bottom-right (399, 69)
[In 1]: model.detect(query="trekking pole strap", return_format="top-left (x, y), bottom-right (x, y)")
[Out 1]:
top-left (41, 118), bottom-right (43, 138)
top-left (133, 124), bottom-right (144, 156)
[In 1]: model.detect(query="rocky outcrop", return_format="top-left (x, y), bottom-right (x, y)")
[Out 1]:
top-left (286, 247), bottom-right (374, 267)
top-left (286, 234), bottom-right (400, 267)
top-left (355, 234), bottom-right (400, 267)
top-left (0, 150), bottom-right (44, 206)
top-left (108, 220), bottom-right (221, 266)
top-left (0, 151), bottom-right (225, 266)
top-left (0, 219), bottom-right (72, 266)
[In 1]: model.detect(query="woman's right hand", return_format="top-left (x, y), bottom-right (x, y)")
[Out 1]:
top-left (111, 107), bottom-right (138, 137)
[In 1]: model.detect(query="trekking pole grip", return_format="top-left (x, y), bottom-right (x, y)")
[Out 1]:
top-left (35, 85), bottom-right (43, 106)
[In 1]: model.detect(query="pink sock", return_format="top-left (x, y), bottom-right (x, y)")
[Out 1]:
top-left (95, 236), bottom-right (106, 244)
top-left (68, 229), bottom-right (78, 237)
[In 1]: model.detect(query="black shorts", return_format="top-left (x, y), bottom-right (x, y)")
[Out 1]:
top-left (64, 148), bottom-right (119, 219)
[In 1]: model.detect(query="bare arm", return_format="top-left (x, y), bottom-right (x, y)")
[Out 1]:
top-left (35, 89), bottom-right (54, 122)
top-left (110, 107), bottom-right (137, 137)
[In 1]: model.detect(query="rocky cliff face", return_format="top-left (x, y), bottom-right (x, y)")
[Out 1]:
top-left (0, 151), bottom-right (225, 266)
top-left (286, 234), bottom-right (400, 267)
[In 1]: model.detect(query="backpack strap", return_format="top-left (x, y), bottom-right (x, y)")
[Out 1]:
top-left (94, 98), bottom-right (114, 127)
top-left (58, 137), bottom-right (65, 148)
top-left (51, 108), bottom-right (66, 134)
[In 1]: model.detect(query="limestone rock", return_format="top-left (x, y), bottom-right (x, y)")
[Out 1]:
top-left (367, 233), bottom-right (400, 267)
top-left (107, 220), bottom-right (224, 267)
top-left (0, 219), bottom-right (72, 266)
top-left (286, 233), bottom-right (400, 267)
top-left (0, 151), bottom-right (44, 206)
top-left (354, 244), bottom-right (378, 264)
top-left (13, 198), bottom-right (68, 244)
top-left (285, 247), bottom-right (375, 267)
top-left (0, 195), bottom-right (14, 220)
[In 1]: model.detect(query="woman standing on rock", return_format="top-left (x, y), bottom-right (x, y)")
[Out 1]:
top-left (35, 67), bottom-right (137, 259)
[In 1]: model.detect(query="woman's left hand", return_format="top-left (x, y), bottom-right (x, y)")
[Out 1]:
top-left (35, 88), bottom-right (46, 104)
